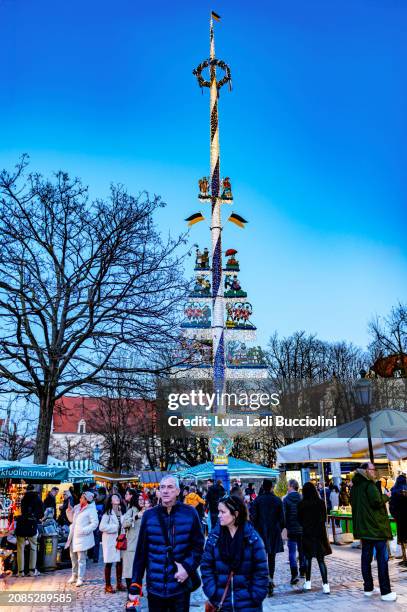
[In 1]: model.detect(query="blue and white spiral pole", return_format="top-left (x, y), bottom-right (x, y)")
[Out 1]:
top-left (193, 15), bottom-right (233, 492)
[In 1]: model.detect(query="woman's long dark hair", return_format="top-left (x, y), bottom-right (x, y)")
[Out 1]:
top-left (103, 493), bottom-right (125, 514)
top-left (219, 494), bottom-right (248, 527)
top-left (302, 481), bottom-right (321, 503)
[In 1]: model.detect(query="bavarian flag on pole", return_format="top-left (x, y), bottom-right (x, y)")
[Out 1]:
top-left (211, 11), bottom-right (221, 22)
top-left (228, 212), bottom-right (248, 228)
top-left (185, 212), bottom-right (205, 226)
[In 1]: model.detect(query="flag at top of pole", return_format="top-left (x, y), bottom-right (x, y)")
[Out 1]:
top-left (211, 11), bottom-right (221, 22)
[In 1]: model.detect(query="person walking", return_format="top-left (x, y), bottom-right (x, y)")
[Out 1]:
top-left (122, 492), bottom-right (145, 591)
top-left (15, 484), bottom-right (44, 577)
top-left (201, 493), bottom-right (269, 611)
top-left (65, 491), bottom-right (98, 586)
top-left (351, 462), bottom-right (397, 602)
top-left (283, 479), bottom-right (305, 585)
top-left (298, 482), bottom-right (331, 594)
top-left (128, 475), bottom-right (204, 611)
top-left (205, 479), bottom-right (225, 530)
top-left (250, 479), bottom-right (284, 597)
top-left (99, 493), bottom-right (126, 593)
top-left (389, 474), bottom-right (407, 567)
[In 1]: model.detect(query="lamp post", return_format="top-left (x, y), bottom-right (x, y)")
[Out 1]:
top-left (354, 369), bottom-right (374, 463)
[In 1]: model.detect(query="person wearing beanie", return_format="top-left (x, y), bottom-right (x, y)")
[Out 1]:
top-left (65, 491), bottom-right (98, 587)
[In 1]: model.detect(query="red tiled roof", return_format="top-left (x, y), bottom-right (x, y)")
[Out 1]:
top-left (53, 396), bottom-right (155, 434)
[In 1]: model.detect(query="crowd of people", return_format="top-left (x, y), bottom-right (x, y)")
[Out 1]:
top-left (10, 464), bottom-right (407, 610)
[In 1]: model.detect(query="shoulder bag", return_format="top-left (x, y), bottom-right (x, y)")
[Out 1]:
top-left (116, 515), bottom-right (128, 551)
top-left (205, 571), bottom-right (234, 612)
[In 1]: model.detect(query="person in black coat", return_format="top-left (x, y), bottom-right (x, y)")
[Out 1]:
top-left (389, 474), bottom-right (407, 567)
top-left (21, 485), bottom-right (44, 522)
top-left (201, 494), bottom-right (268, 611)
top-left (43, 487), bottom-right (59, 518)
top-left (283, 479), bottom-right (305, 584)
top-left (205, 479), bottom-right (225, 529)
top-left (298, 482), bottom-right (332, 594)
top-left (250, 479), bottom-right (284, 596)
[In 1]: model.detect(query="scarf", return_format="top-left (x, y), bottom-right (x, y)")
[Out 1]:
top-left (219, 525), bottom-right (245, 572)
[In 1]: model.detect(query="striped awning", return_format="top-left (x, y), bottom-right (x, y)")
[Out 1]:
top-left (173, 458), bottom-right (279, 480)
top-left (66, 469), bottom-right (95, 484)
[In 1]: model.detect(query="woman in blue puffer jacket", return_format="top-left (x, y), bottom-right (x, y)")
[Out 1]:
top-left (201, 494), bottom-right (268, 611)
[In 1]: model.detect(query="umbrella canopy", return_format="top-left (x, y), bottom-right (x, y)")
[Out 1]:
top-left (0, 461), bottom-right (69, 482)
top-left (277, 410), bottom-right (407, 463)
top-left (381, 427), bottom-right (407, 461)
top-left (173, 458), bottom-right (279, 480)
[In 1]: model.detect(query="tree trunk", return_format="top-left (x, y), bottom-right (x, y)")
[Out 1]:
top-left (33, 393), bottom-right (55, 464)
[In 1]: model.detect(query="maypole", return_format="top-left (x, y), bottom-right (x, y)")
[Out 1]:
top-left (181, 12), bottom-right (266, 492)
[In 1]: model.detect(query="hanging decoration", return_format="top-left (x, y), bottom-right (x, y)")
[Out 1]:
top-left (190, 275), bottom-right (211, 297)
top-left (181, 302), bottom-right (211, 328)
top-left (224, 274), bottom-right (247, 298)
top-left (195, 247), bottom-right (210, 270)
top-left (228, 212), bottom-right (248, 228)
top-left (193, 58), bottom-right (232, 92)
top-left (225, 301), bottom-right (256, 329)
top-left (224, 249), bottom-right (240, 271)
top-left (185, 212), bottom-right (205, 226)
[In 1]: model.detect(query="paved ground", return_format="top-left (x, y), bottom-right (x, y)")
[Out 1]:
top-left (0, 543), bottom-right (406, 611)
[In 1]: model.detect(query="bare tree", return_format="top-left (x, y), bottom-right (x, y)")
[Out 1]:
top-left (368, 302), bottom-right (407, 360)
top-left (0, 157), bottom-right (189, 463)
top-left (0, 400), bottom-right (36, 460)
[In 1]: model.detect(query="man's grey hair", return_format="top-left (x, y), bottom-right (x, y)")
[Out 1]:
top-left (288, 479), bottom-right (299, 491)
top-left (160, 475), bottom-right (180, 489)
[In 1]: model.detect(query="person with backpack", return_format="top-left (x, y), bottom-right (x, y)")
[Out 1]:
top-left (201, 493), bottom-right (269, 611)
top-left (16, 484), bottom-right (44, 577)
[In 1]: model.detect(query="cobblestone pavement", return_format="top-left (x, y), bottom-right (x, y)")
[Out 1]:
top-left (0, 544), bottom-right (406, 611)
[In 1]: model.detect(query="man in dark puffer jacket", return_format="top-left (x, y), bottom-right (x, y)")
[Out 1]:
top-left (129, 475), bottom-right (204, 611)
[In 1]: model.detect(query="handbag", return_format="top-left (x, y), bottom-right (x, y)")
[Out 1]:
top-left (205, 571), bottom-right (233, 612)
top-left (157, 509), bottom-right (201, 593)
top-left (116, 516), bottom-right (127, 550)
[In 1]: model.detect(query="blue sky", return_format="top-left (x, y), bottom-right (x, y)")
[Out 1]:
top-left (1, 0), bottom-right (406, 351)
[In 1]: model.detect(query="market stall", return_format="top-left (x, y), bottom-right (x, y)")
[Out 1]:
top-left (276, 410), bottom-right (407, 464)
top-left (174, 458), bottom-right (279, 483)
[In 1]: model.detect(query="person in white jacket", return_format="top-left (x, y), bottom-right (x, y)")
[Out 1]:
top-left (99, 493), bottom-right (126, 593)
top-left (65, 491), bottom-right (98, 587)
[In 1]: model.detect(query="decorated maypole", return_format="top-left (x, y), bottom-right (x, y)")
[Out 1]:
top-left (181, 12), bottom-right (267, 491)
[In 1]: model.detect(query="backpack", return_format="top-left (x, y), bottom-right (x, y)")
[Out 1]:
top-left (15, 515), bottom-right (38, 537)
top-left (15, 507), bottom-right (38, 538)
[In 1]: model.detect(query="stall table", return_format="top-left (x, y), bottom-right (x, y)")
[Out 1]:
top-left (329, 511), bottom-right (397, 543)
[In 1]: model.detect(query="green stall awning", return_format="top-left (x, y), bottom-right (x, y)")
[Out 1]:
top-left (0, 461), bottom-right (69, 483)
